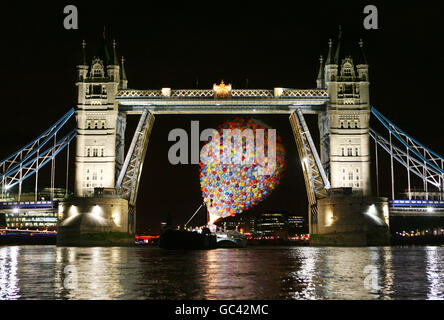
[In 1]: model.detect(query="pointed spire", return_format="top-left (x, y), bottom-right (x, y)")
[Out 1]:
top-left (112, 39), bottom-right (119, 65)
top-left (325, 39), bottom-right (333, 64)
top-left (334, 25), bottom-right (342, 64)
top-left (95, 26), bottom-right (111, 65)
top-left (316, 54), bottom-right (325, 88)
top-left (120, 56), bottom-right (127, 81)
top-left (80, 40), bottom-right (87, 65)
top-left (317, 55), bottom-right (324, 80)
top-left (358, 39), bottom-right (368, 65)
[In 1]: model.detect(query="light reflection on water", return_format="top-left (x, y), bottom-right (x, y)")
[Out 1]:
top-left (0, 246), bottom-right (443, 300)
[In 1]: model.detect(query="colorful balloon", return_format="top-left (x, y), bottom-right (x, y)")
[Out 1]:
top-left (200, 118), bottom-right (286, 224)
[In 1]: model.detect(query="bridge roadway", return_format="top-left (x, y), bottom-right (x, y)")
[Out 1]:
top-left (115, 88), bottom-right (330, 114)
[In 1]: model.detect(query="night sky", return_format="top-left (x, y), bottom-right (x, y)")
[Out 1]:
top-left (1, 1), bottom-right (443, 233)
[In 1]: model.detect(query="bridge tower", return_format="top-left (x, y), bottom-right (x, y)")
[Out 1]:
top-left (311, 31), bottom-right (390, 245)
top-left (57, 35), bottom-right (132, 246)
top-left (323, 34), bottom-right (371, 195)
top-left (74, 36), bottom-right (125, 196)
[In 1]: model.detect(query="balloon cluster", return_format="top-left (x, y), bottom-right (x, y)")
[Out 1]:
top-left (200, 118), bottom-right (286, 224)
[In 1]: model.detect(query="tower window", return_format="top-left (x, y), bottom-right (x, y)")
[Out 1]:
top-left (86, 148), bottom-right (90, 157)
top-left (92, 85), bottom-right (102, 95)
top-left (340, 120), bottom-right (344, 129)
top-left (93, 148), bottom-right (98, 157)
top-left (86, 120), bottom-right (91, 129)
top-left (344, 84), bottom-right (353, 94)
top-left (91, 61), bottom-right (104, 78)
top-left (349, 172), bottom-right (353, 180)
top-left (101, 120), bottom-right (106, 129)
top-left (355, 148), bottom-right (359, 156)
top-left (341, 147), bottom-right (345, 156)
top-left (347, 121), bottom-right (351, 128)
top-left (348, 148), bottom-right (353, 156)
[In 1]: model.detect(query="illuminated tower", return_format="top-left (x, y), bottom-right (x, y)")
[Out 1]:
top-left (74, 35), bottom-right (126, 196)
top-left (324, 33), bottom-right (371, 196)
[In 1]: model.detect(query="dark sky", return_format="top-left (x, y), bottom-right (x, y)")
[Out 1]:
top-left (1, 1), bottom-right (443, 233)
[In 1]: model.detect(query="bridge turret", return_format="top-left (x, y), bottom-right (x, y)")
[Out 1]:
top-left (119, 56), bottom-right (128, 90)
top-left (107, 39), bottom-right (120, 82)
top-left (316, 55), bottom-right (325, 89)
top-left (356, 39), bottom-right (369, 81)
top-left (324, 39), bottom-right (338, 82)
top-left (76, 40), bottom-right (88, 82)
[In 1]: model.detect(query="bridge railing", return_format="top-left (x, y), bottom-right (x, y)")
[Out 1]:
top-left (116, 88), bottom-right (329, 99)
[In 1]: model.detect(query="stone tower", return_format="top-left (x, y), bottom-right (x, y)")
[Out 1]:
top-left (320, 30), bottom-right (371, 196)
top-left (74, 35), bottom-right (127, 196)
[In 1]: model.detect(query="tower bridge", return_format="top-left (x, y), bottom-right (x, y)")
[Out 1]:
top-left (2, 32), bottom-right (443, 246)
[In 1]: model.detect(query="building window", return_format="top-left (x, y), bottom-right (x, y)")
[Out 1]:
top-left (100, 148), bottom-right (104, 157)
top-left (93, 69), bottom-right (102, 77)
top-left (348, 148), bottom-right (353, 156)
top-left (86, 148), bottom-right (90, 157)
top-left (341, 147), bottom-right (345, 156)
top-left (92, 85), bottom-right (102, 94)
top-left (340, 120), bottom-right (344, 129)
top-left (91, 62), bottom-right (104, 78)
top-left (92, 172), bottom-right (97, 181)
top-left (101, 120), bottom-right (106, 129)
top-left (86, 120), bottom-right (91, 129)
top-left (349, 172), bottom-right (353, 180)
top-left (93, 148), bottom-right (98, 157)
top-left (347, 121), bottom-right (351, 128)
top-left (355, 148), bottom-right (359, 156)
top-left (354, 120), bottom-right (359, 128)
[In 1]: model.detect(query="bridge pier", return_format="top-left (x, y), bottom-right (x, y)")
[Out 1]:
top-left (311, 189), bottom-right (390, 246)
top-left (56, 197), bottom-right (133, 246)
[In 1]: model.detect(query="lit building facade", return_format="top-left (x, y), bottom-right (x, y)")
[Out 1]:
top-left (0, 201), bottom-right (59, 230)
top-left (318, 33), bottom-right (371, 195)
top-left (215, 211), bottom-right (306, 237)
top-left (74, 36), bottom-right (128, 197)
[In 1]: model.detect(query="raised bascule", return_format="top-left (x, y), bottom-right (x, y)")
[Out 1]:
top-left (2, 31), bottom-right (443, 246)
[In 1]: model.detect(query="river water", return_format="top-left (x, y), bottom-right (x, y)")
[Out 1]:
top-left (0, 245), bottom-right (443, 300)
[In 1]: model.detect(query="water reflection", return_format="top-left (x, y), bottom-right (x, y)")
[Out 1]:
top-left (0, 245), bottom-right (442, 300)
top-left (426, 246), bottom-right (444, 300)
top-left (0, 247), bottom-right (20, 299)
